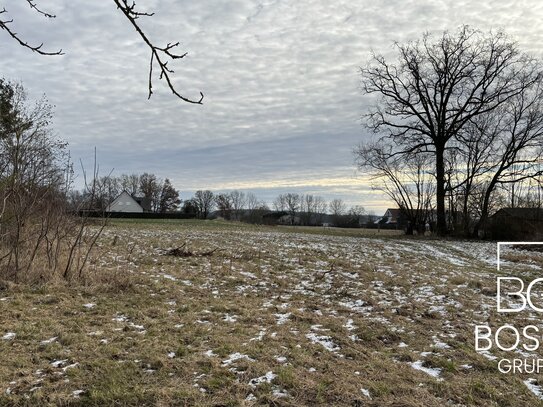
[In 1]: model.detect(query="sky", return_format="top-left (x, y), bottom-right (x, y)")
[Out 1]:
top-left (1, 0), bottom-right (543, 213)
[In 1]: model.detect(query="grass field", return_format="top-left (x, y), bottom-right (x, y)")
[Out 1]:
top-left (1, 220), bottom-right (543, 406)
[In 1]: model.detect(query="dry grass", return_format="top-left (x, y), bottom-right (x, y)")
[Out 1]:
top-left (1, 220), bottom-right (542, 406)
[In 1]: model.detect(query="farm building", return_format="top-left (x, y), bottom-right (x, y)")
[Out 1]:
top-left (487, 207), bottom-right (543, 240)
top-left (106, 191), bottom-right (152, 213)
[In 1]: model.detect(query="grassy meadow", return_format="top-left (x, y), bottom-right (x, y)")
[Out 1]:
top-left (1, 220), bottom-right (542, 406)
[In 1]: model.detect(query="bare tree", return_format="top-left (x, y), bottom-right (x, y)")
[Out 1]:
top-left (120, 173), bottom-right (140, 196)
top-left (284, 193), bottom-right (300, 225)
top-left (215, 193), bottom-right (233, 220)
top-left (194, 190), bottom-right (214, 219)
top-left (229, 190), bottom-right (246, 221)
top-left (158, 178), bottom-right (181, 213)
top-left (360, 26), bottom-right (541, 235)
top-left (300, 194), bottom-right (327, 226)
top-left (273, 194), bottom-right (287, 212)
top-left (0, 1), bottom-right (203, 103)
top-left (139, 173), bottom-right (162, 212)
top-left (348, 205), bottom-right (367, 227)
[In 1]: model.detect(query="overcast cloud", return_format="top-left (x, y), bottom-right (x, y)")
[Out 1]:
top-left (1, 0), bottom-right (542, 212)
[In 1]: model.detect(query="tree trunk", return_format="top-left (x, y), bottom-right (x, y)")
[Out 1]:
top-left (435, 146), bottom-right (447, 236)
top-left (472, 180), bottom-right (497, 238)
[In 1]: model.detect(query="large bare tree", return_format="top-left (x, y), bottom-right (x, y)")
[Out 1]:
top-left (360, 26), bottom-right (541, 235)
top-left (0, 0), bottom-right (203, 104)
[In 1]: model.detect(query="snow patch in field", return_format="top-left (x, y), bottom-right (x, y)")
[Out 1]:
top-left (112, 314), bottom-right (128, 322)
top-left (272, 387), bottom-right (289, 397)
top-left (524, 378), bottom-right (543, 400)
top-left (343, 319), bottom-right (356, 331)
top-left (306, 332), bottom-right (340, 352)
top-left (478, 350), bottom-right (498, 360)
top-left (239, 271), bottom-right (257, 279)
top-left (249, 371), bottom-right (276, 387)
top-left (221, 353), bottom-right (254, 366)
top-left (2, 332), bottom-right (15, 340)
top-left (250, 329), bottom-right (266, 341)
top-left (274, 313), bottom-right (291, 325)
top-left (40, 337), bottom-right (57, 345)
top-left (410, 361), bottom-right (443, 380)
top-left (223, 314), bottom-right (238, 323)
top-left (50, 359), bottom-right (67, 368)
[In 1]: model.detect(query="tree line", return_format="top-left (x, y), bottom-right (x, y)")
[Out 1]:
top-left (178, 190), bottom-right (371, 227)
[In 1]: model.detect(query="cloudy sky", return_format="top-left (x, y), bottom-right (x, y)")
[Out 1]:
top-left (1, 0), bottom-right (543, 213)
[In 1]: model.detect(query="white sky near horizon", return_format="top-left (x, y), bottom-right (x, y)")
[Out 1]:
top-left (1, 0), bottom-right (543, 213)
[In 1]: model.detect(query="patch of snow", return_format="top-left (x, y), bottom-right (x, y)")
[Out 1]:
top-left (50, 360), bottom-right (67, 368)
top-left (274, 313), bottom-right (291, 325)
top-left (410, 361), bottom-right (443, 381)
top-left (249, 371), bottom-right (276, 387)
top-left (72, 390), bottom-right (85, 398)
top-left (524, 378), bottom-right (543, 400)
top-left (2, 332), bottom-right (15, 341)
top-left (306, 332), bottom-right (340, 352)
top-left (221, 352), bottom-right (254, 366)
top-left (223, 314), bottom-right (238, 323)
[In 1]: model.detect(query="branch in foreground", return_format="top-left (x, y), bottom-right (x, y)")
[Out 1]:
top-left (113, 0), bottom-right (204, 104)
top-left (0, 6), bottom-right (62, 55)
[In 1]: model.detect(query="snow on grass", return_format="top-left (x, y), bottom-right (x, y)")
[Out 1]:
top-left (478, 350), bottom-right (498, 361)
top-left (361, 388), bottom-right (371, 399)
top-left (2, 332), bottom-right (15, 341)
top-left (40, 337), bottom-right (57, 345)
top-left (306, 332), bottom-right (340, 352)
top-left (221, 353), bottom-right (254, 366)
top-left (343, 319), bottom-right (356, 331)
top-left (50, 360), bottom-right (68, 368)
top-left (248, 371), bottom-right (276, 387)
top-left (223, 314), bottom-right (238, 323)
top-left (410, 361), bottom-right (443, 381)
top-left (524, 379), bottom-right (543, 400)
top-left (274, 313), bottom-right (291, 325)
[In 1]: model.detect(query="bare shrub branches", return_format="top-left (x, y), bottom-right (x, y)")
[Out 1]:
top-left (0, 80), bottom-right (105, 284)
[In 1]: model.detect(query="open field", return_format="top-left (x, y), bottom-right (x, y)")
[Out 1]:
top-left (1, 220), bottom-right (543, 406)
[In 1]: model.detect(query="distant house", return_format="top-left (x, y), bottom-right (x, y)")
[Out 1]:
top-left (375, 208), bottom-right (439, 232)
top-left (488, 207), bottom-right (543, 240)
top-left (106, 191), bottom-right (152, 213)
top-left (376, 208), bottom-right (401, 227)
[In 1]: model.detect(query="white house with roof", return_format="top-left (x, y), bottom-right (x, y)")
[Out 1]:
top-left (106, 191), bottom-right (144, 213)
